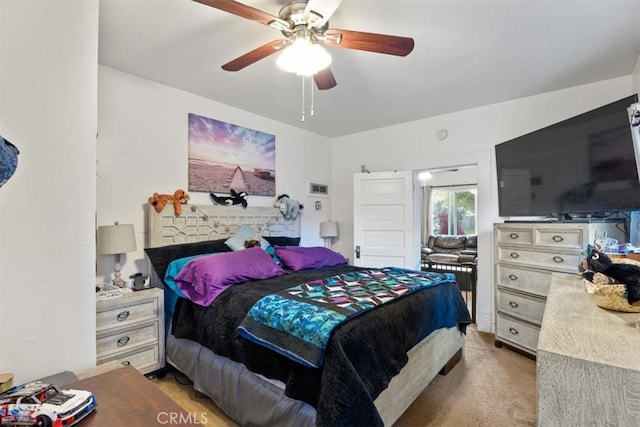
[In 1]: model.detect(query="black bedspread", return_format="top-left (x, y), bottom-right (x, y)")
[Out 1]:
top-left (172, 265), bottom-right (472, 426)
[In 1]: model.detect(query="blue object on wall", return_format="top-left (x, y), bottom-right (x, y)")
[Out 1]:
top-left (631, 211), bottom-right (640, 247)
top-left (0, 135), bottom-right (19, 188)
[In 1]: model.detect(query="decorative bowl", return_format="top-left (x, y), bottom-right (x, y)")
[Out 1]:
top-left (584, 279), bottom-right (640, 313)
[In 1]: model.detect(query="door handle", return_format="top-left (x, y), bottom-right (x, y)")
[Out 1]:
top-left (355, 245), bottom-right (361, 259)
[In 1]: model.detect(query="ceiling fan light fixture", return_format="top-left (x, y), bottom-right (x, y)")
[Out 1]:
top-left (268, 18), bottom-right (291, 32)
top-left (323, 33), bottom-right (342, 44)
top-left (276, 37), bottom-right (332, 76)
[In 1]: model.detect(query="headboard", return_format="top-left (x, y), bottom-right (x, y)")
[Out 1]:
top-left (145, 203), bottom-right (301, 288)
top-left (145, 203), bottom-right (301, 248)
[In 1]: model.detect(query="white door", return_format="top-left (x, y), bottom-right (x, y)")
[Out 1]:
top-left (353, 171), bottom-right (419, 269)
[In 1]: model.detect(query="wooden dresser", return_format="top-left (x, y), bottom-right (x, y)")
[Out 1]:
top-left (96, 287), bottom-right (165, 375)
top-left (537, 273), bottom-right (640, 426)
top-left (493, 221), bottom-right (623, 356)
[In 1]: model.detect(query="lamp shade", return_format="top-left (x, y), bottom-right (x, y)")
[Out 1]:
top-left (320, 221), bottom-right (339, 238)
top-left (97, 223), bottom-right (137, 255)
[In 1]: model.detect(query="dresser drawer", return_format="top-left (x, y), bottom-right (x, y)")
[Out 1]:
top-left (497, 247), bottom-right (581, 274)
top-left (96, 320), bottom-right (159, 357)
top-left (97, 345), bottom-right (160, 373)
top-left (535, 228), bottom-right (584, 250)
top-left (497, 289), bottom-right (546, 325)
top-left (97, 300), bottom-right (158, 331)
top-left (496, 228), bottom-right (534, 246)
top-left (496, 265), bottom-right (552, 297)
top-left (496, 314), bottom-right (540, 353)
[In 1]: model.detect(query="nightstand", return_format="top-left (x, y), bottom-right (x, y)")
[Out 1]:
top-left (96, 287), bottom-right (165, 375)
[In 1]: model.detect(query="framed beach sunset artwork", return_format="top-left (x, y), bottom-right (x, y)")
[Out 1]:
top-left (188, 113), bottom-right (276, 196)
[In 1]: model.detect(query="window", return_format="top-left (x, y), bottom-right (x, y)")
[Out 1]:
top-left (430, 187), bottom-right (477, 235)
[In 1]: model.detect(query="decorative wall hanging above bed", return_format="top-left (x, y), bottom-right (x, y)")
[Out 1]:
top-left (188, 113), bottom-right (275, 196)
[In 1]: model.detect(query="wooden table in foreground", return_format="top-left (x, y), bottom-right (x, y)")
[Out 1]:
top-left (537, 273), bottom-right (640, 426)
top-left (65, 366), bottom-right (200, 426)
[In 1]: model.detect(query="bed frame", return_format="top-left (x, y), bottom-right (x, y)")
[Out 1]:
top-left (146, 203), bottom-right (464, 426)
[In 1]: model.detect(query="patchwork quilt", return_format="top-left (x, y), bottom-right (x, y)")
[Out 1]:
top-left (172, 264), bottom-right (472, 426)
top-left (238, 267), bottom-right (456, 368)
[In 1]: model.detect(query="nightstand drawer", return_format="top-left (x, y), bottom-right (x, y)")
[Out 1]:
top-left (97, 300), bottom-right (158, 331)
top-left (497, 290), bottom-right (546, 325)
top-left (97, 345), bottom-right (160, 373)
top-left (95, 287), bottom-right (165, 375)
top-left (96, 321), bottom-right (159, 357)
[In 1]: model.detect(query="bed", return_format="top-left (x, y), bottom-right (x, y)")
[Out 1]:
top-left (145, 204), bottom-right (472, 426)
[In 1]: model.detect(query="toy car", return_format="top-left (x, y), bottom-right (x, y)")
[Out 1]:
top-left (0, 381), bottom-right (96, 426)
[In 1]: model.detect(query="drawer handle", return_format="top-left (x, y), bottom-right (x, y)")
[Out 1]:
top-left (116, 310), bottom-right (130, 321)
top-left (552, 235), bottom-right (564, 242)
top-left (117, 336), bottom-right (130, 347)
top-left (509, 327), bottom-right (519, 335)
top-left (509, 301), bottom-right (519, 308)
top-left (121, 360), bottom-right (130, 366)
top-left (509, 233), bottom-right (519, 239)
top-left (508, 274), bottom-right (518, 281)
top-left (552, 256), bottom-right (564, 263)
top-left (510, 252), bottom-right (519, 259)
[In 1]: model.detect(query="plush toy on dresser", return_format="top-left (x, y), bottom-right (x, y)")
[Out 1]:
top-left (582, 249), bottom-right (640, 306)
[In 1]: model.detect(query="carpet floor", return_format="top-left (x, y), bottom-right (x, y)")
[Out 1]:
top-left (153, 325), bottom-right (537, 426)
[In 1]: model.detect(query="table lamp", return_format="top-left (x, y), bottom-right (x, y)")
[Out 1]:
top-left (97, 222), bottom-right (137, 287)
top-left (320, 221), bottom-right (339, 248)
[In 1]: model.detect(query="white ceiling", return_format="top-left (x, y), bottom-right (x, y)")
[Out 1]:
top-left (98, 0), bottom-right (640, 138)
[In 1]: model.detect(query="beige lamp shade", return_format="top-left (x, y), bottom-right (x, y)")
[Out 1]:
top-left (97, 223), bottom-right (137, 255)
top-left (320, 221), bottom-right (339, 238)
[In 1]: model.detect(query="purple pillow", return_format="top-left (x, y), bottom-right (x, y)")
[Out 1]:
top-left (174, 246), bottom-right (286, 306)
top-left (275, 246), bottom-right (347, 271)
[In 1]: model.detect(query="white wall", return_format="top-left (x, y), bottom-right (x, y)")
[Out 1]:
top-left (97, 66), bottom-right (333, 282)
top-left (330, 76), bottom-right (635, 333)
top-left (633, 54), bottom-right (640, 95)
top-left (0, 0), bottom-right (98, 383)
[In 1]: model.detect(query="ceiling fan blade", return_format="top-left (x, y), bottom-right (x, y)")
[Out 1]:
top-left (222, 40), bottom-right (286, 71)
top-left (314, 67), bottom-right (337, 90)
top-left (324, 29), bottom-right (415, 56)
top-left (304, 0), bottom-right (343, 28)
top-left (193, 0), bottom-right (281, 27)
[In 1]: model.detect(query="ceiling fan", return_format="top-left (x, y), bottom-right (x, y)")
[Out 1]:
top-left (194, 0), bottom-right (415, 90)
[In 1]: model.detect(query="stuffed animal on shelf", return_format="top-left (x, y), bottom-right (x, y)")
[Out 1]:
top-left (583, 249), bottom-right (640, 306)
top-left (209, 189), bottom-right (248, 208)
top-left (148, 189), bottom-right (189, 215)
top-left (274, 194), bottom-right (304, 221)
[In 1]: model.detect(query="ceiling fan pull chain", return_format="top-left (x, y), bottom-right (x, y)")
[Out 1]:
top-left (301, 75), bottom-right (305, 122)
top-left (310, 75), bottom-right (315, 117)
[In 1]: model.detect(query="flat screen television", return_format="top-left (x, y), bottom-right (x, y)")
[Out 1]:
top-left (495, 94), bottom-right (640, 219)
